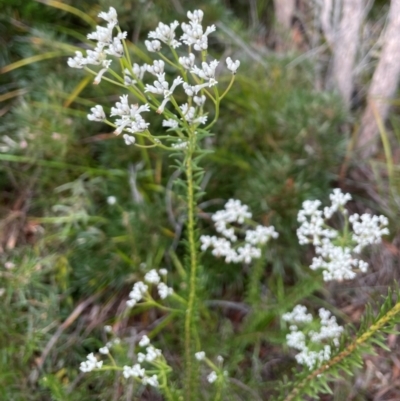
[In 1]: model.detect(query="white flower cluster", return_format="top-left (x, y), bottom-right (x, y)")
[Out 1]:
top-left (87, 95), bottom-right (151, 142)
top-left (194, 351), bottom-right (227, 385)
top-left (297, 189), bottom-right (389, 281)
top-left (80, 332), bottom-right (161, 388)
top-left (126, 268), bottom-right (173, 308)
top-left (80, 352), bottom-right (103, 372)
top-left (283, 305), bottom-right (343, 370)
top-left (200, 199), bottom-right (278, 264)
top-left (69, 7), bottom-right (240, 146)
top-left (122, 335), bottom-right (161, 387)
top-left (349, 213), bottom-right (389, 253)
top-left (68, 7), bottom-right (127, 84)
top-left (282, 305), bottom-right (313, 323)
top-left (207, 371), bottom-right (217, 383)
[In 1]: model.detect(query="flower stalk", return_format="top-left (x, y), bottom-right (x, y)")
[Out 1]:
top-left (184, 127), bottom-right (199, 399)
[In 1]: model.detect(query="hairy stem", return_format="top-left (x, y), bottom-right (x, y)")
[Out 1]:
top-left (184, 129), bottom-right (199, 400)
top-left (282, 299), bottom-right (400, 401)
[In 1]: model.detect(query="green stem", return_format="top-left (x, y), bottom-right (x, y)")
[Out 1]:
top-left (161, 368), bottom-right (175, 401)
top-left (247, 248), bottom-right (266, 305)
top-left (158, 51), bottom-right (181, 70)
top-left (184, 129), bottom-right (199, 401)
top-left (205, 87), bottom-right (220, 130)
top-left (214, 381), bottom-right (222, 401)
top-left (220, 75), bottom-right (235, 100)
top-left (84, 67), bottom-right (126, 88)
top-left (282, 299), bottom-right (400, 401)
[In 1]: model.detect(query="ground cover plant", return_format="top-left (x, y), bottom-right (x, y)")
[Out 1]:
top-left (2, 1), bottom-right (400, 400)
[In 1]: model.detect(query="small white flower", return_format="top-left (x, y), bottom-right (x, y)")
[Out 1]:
top-left (181, 12), bottom-right (216, 51)
top-left (236, 243), bottom-right (261, 263)
top-left (157, 282), bottom-right (173, 299)
top-left (207, 371), bottom-right (218, 383)
top-left (123, 364), bottom-right (145, 378)
top-left (179, 53), bottom-right (195, 69)
top-left (245, 225), bottom-right (278, 245)
top-left (137, 352), bottom-right (146, 363)
top-left (145, 39), bottom-right (162, 52)
top-left (183, 82), bottom-right (196, 97)
top-left (107, 196), bottom-right (117, 205)
top-left (323, 189), bottom-right (352, 219)
top-left (143, 374), bottom-right (159, 387)
top-left (159, 268), bottom-right (168, 276)
top-left (139, 335), bottom-right (150, 347)
top-left (162, 119), bottom-right (179, 129)
top-left (104, 325), bottom-right (113, 332)
top-left (358, 259), bottom-right (369, 272)
top-left (105, 34), bottom-right (126, 58)
top-left (87, 105), bottom-right (106, 121)
top-left (148, 21), bottom-right (181, 48)
top-left (195, 351), bottom-right (205, 361)
top-left (187, 9), bottom-right (204, 23)
top-left (350, 213), bottom-right (389, 253)
top-left (133, 63), bottom-right (148, 80)
top-left (200, 235), bottom-right (214, 251)
top-left (155, 74), bottom-right (183, 114)
top-left (111, 96), bottom-right (150, 135)
top-left (144, 269), bottom-right (160, 284)
top-left (226, 57), bottom-right (240, 74)
top-left (179, 103), bottom-right (207, 125)
top-left (87, 25), bottom-right (113, 46)
top-left (67, 51), bottom-right (87, 69)
top-left (99, 346), bottom-right (109, 354)
top-left (147, 60), bottom-right (165, 76)
top-left (145, 345), bottom-right (162, 362)
top-left (98, 7), bottom-right (118, 27)
top-left (127, 281), bottom-right (148, 308)
top-left (80, 353), bottom-right (103, 372)
top-left (283, 305), bottom-right (313, 323)
top-left (144, 73), bottom-right (169, 95)
top-left (85, 45), bottom-right (107, 65)
top-left (126, 298), bottom-right (137, 308)
top-left (194, 95), bottom-right (206, 107)
top-left (123, 134), bottom-right (135, 145)
top-left (191, 60), bottom-right (219, 92)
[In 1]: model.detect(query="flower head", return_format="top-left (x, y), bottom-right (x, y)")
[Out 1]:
top-left (207, 371), bottom-right (218, 383)
top-left (181, 10), bottom-right (216, 51)
top-left (67, 51), bottom-right (86, 69)
top-left (98, 7), bottom-right (118, 27)
top-left (87, 105), bottom-right (106, 121)
top-left (80, 353), bottom-right (103, 372)
top-left (148, 21), bottom-right (181, 48)
top-left (123, 364), bottom-right (145, 378)
top-left (226, 57), bottom-right (240, 74)
top-left (145, 39), bottom-right (162, 52)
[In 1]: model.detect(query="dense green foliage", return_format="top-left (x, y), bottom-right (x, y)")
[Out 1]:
top-left (1, 1), bottom-right (400, 400)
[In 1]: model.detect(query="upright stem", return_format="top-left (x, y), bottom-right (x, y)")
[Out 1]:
top-left (184, 128), bottom-right (199, 400)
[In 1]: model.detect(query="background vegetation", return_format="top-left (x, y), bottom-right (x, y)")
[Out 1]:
top-left (1, 0), bottom-right (400, 400)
